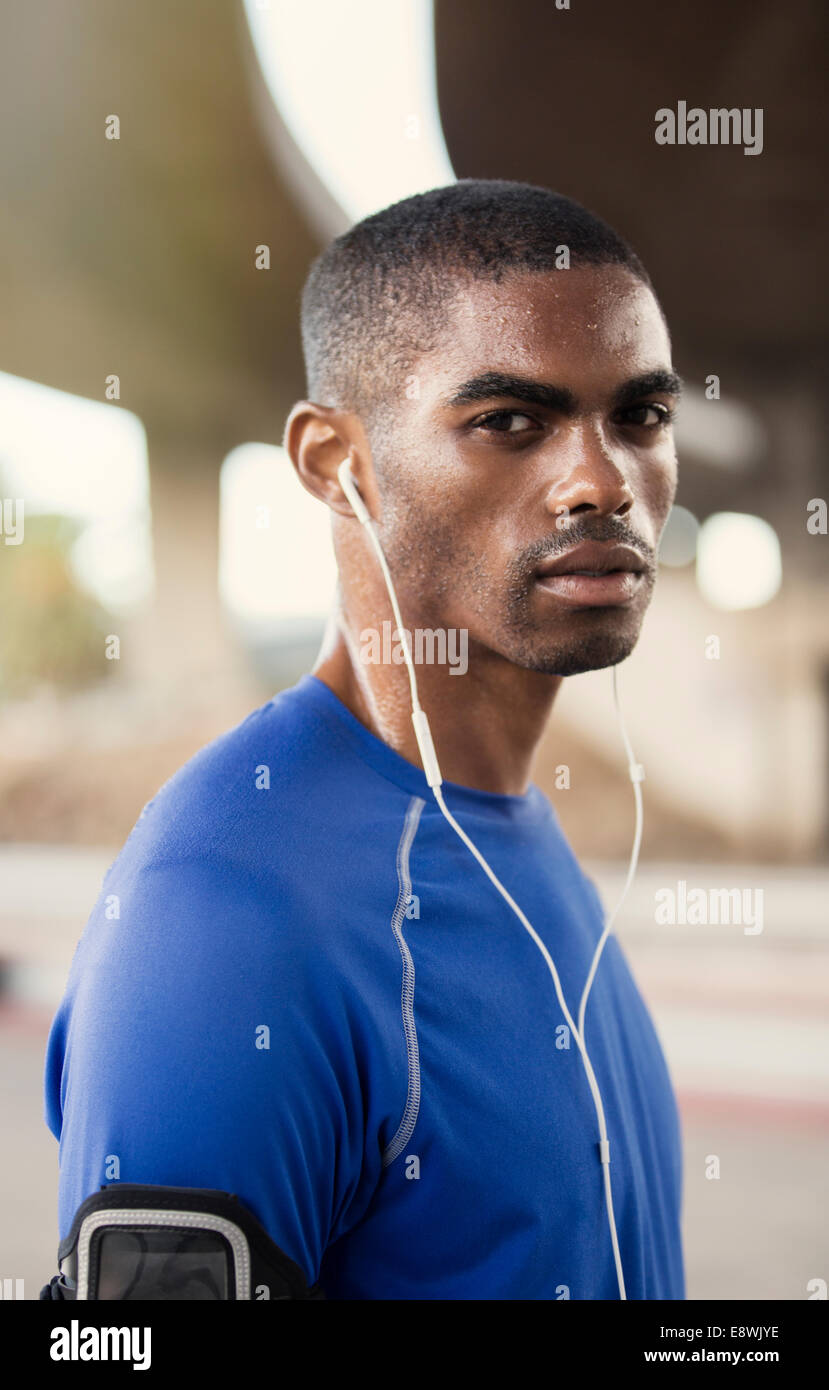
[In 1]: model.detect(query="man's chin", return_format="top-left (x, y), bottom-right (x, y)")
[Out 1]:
top-left (507, 626), bottom-right (641, 676)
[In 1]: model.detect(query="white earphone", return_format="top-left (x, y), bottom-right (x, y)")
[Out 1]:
top-left (337, 456), bottom-right (646, 1300)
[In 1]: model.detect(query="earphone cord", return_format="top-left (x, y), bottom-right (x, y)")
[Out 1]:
top-left (361, 511), bottom-right (644, 1302)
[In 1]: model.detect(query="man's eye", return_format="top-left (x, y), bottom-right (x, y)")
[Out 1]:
top-left (472, 410), bottom-right (538, 434)
top-left (621, 403), bottom-right (674, 428)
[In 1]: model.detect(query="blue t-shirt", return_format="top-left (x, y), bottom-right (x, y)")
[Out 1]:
top-left (44, 673), bottom-right (684, 1300)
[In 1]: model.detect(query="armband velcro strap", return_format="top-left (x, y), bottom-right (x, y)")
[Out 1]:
top-left (49, 1183), bottom-right (325, 1301)
top-left (39, 1273), bottom-right (74, 1300)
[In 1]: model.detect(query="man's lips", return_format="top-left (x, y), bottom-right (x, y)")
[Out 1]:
top-left (534, 540), bottom-right (647, 608)
top-left (534, 541), bottom-right (646, 579)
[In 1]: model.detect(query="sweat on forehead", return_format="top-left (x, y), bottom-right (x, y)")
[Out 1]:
top-left (431, 266), bottom-right (670, 378)
top-left (299, 180), bottom-right (658, 421)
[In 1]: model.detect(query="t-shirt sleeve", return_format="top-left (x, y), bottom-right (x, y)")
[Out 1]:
top-left (43, 855), bottom-right (367, 1288)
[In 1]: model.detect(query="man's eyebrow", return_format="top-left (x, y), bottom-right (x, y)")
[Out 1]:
top-left (613, 370), bottom-right (684, 408)
top-left (443, 368), bottom-right (683, 414)
top-left (444, 373), bottom-right (575, 412)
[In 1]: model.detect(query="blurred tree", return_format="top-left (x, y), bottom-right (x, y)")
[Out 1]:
top-left (0, 508), bottom-right (114, 699)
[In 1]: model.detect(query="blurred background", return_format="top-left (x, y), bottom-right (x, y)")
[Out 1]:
top-left (0, 0), bottom-right (826, 1300)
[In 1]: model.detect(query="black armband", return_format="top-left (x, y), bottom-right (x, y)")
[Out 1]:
top-left (39, 1183), bottom-right (325, 1301)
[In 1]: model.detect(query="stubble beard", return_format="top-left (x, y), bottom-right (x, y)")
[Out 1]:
top-left (371, 460), bottom-right (657, 679)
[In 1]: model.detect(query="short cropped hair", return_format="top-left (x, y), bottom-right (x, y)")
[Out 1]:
top-left (300, 179), bottom-right (656, 426)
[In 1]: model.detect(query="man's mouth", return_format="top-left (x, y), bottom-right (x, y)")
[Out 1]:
top-left (533, 540), bottom-right (647, 608)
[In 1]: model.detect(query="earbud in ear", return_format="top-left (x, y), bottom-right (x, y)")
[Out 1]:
top-left (337, 458), bottom-right (371, 525)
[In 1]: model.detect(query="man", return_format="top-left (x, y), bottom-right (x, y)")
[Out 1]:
top-left (44, 179), bottom-right (685, 1300)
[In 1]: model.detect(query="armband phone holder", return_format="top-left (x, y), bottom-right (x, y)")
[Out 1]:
top-left (39, 1183), bottom-right (325, 1301)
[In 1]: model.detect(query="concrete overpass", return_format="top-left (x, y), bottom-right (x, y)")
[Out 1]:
top-left (0, 0), bottom-right (826, 853)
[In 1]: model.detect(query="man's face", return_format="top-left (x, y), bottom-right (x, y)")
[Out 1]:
top-left (367, 263), bottom-right (680, 677)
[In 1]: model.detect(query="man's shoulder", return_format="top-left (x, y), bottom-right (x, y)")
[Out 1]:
top-left (114, 678), bottom-right (340, 871)
top-left (67, 680), bottom-right (355, 965)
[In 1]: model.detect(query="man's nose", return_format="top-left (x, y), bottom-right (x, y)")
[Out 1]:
top-left (543, 422), bottom-right (635, 519)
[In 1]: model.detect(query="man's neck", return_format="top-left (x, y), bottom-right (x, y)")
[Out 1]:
top-left (312, 626), bottom-right (562, 797)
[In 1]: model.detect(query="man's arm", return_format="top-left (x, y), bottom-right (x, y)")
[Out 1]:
top-left (44, 855), bottom-right (367, 1292)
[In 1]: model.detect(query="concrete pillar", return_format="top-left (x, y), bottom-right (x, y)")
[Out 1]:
top-left (120, 431), bottom-right (263, 725)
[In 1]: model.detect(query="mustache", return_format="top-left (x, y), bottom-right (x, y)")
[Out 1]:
top-left (517, 516), bottom-right (657, 574)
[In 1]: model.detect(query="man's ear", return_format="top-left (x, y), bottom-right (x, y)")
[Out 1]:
top-left (283, 401), bottom-right (377, 520)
